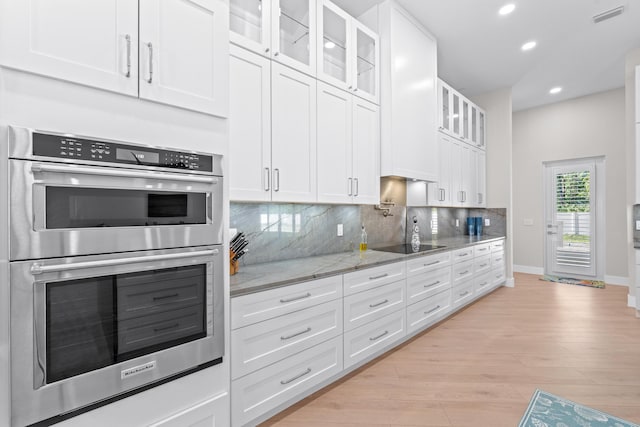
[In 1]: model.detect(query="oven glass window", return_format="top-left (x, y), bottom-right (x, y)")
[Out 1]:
top-left (46, 265), bottom-right (207, 384)
top-left (45, 187), bottom-right (207, 229)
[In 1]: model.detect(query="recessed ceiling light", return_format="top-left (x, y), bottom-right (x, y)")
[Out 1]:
top-left (549, 87), bottom-right (562, 95)
top-left (499, 3), bottom-right (516, 15)
top-left (521, 41), bottom-right (537, 51)
top-left (324, 41), bottom-right (335, 49)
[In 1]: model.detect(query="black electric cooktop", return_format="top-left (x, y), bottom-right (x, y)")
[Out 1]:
top-left (373, 244), bottom-right (446, 254)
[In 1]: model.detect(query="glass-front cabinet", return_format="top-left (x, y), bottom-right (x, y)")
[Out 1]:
top-left (229, 0), bottom-right (316, 76)
top-left (477, 108), bottom-right (486, 149)
top-left (317, 0), bottom-right (379, 103)
top-left (438, 80), bottom-right (451, 133)
top-left (437, 78), bottom-right (486, 151)
top-left (462, 99), bottom-right (470, 141)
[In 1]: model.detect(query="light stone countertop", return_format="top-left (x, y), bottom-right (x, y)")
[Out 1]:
top-left (230, 235), bottom-right (505, 297)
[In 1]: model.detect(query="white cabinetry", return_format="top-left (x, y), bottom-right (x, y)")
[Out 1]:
top-left (0, 0), bottom-right (229, 116)
top-left (229, 0), bottom-right (316, 77)
top-left (317, 0), bottom-right (379, 104)
top-left (438, 79), bottom-right (485, 150)
top-left (317, 82), bottom-right (379, 204)
top-left (149, 392), bottom-right (229, 427)
top-left (369, 1), bottom-right (438, 182)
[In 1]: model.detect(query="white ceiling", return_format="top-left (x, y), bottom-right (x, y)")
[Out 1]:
top-left (332, 0), bottom-right (640, 111)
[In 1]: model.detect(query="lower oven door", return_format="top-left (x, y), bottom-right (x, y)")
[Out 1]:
top-left (9, 246), bottom-right (224, 427)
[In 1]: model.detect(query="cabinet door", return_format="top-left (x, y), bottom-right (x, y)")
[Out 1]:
top-left (139, 0), bottom-right (229, 116)
top-left (352, 21), bottom-right (379, 104)
top-left (149, 392), bottom-right (229, 427)
top-left (478, 108), bottom-right (487, 149)
top-left (462, 98), bottom-right (470, 141)
top-left (271, 62), bottom-right (317, 202)
top-left (452, 92), bottom-right (461, 137)
top-left (229, 0), bottom-right (271, 56)
top-left (438, 80), bottom-right (452, 134)
top-left (352, 97), bottom-right (380, 205)
top-left (470, 105), bottom-right (478, 145)
top-left (0, 0), bottom-right (138, 96)
top-left (272, 0), bottom-right (317, 76)
top-left (317, 82), bottom-right (353, 204)
top-left (450, 140), bottom-right (463, 206)
top-left (476, 150), bottom-right (487, 207)
top-left (429, 133), bottom-right (452, 206)
top-left (229, 45), bottom-right (272, 202)
top-left (461, 145), bottom-right (475, 207)
top-left (317, 0), bottom-right (351, 91)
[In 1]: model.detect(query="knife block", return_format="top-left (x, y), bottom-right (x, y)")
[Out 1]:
top-left (230, 249), bottom-right (239, 275)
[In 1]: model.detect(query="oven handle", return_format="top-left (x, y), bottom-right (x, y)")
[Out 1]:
top-left (31, 163), bottom-right (217, 184)
top-left (30, 249), bottom-right (219, 275)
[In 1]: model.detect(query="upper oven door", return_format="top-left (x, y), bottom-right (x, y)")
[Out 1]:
top-left (9, 159), bottom-right (223, 260)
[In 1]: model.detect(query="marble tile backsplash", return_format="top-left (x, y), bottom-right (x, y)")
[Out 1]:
top-left (231, 203), bottom-right (506, 266)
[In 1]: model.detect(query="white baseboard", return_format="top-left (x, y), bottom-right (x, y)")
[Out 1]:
top-left (629, 294), bottom-right (637, 309)
top-left (604, 275), bottom-right (629, 286)
top-left (513, 265), bottom-right (544, 275)
top-left (505, 277), bottom-right (515, 288)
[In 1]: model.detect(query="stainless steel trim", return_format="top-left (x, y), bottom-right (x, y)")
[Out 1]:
top-left (425, 280), bottom-right (440, 288)
top-left (369, 273), bottom-right (388, 280)
top-left (125, 34), bottom-right (131, 78)
top-left (369, 330), bottom-right (389, 341)
top-left (369, 299), bottom-right (388, 308)
top-left (425, 305), bottom-right (441, 314)
top-left (273, 168), bottom-right (280, 192)
top-left (30, 249), bottom-right (217, 275)
top-left (147, 42), bottom-right (154, 83)
top-left (280, 327), bottom-right (312, 341)
top-left (31, 163), bottom-right (217, 184)
top-left (264, 167), bottom-right (270, 191)
top-left (280, 368), bottom-right (311, 385)
top-left (279, 292), bottom-right (311, 304)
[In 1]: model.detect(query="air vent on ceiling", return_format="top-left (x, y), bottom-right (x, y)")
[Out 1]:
top-left (592, 5), bottom-right (624, 23)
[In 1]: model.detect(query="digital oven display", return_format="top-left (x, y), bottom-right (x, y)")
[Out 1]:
top-left (116, 148), bottom-right (159, 164)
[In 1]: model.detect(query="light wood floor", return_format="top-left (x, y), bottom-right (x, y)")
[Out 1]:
top-left (260, 273), bottom-right (640, 427)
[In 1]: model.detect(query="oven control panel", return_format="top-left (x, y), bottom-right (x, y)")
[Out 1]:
top-left (32, 132), bottom-right (213, 172)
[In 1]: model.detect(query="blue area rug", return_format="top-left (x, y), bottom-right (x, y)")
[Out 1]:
top-left (519, 390), bottom-right (639, 427)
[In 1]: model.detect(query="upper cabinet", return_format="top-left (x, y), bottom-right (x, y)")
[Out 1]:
top-left (317, 0), bottom-right (379, 104)
top-left (364, 0), bottom-right (438, 182)
top-left (229, 0), bottom-right (316, 77)
top-left (438, 78), bottom-right (485, 150)
top-left (0, 0), bottom-right (229, 117)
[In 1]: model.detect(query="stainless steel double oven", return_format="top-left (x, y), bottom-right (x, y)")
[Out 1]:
top-left (4, 126), bottom-right (224, 426)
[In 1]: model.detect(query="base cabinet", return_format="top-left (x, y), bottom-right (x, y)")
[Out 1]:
top-left (343, 309), bottom-right (405, 369)
top-left (149, 392), bottom-right (230, 427)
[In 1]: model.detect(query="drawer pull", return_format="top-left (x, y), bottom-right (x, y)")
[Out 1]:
top-left (425, 305), bottom-right (441, 314)
top-left (459, 291), bottom-right (470, 297)
top-left (369, 330), bottom-right (389, 341)
top-left (424, 260), bottom-right (440, 266)
top-left (369, 273), bottom-right (389, 280)
top-left (281, 327), bottom-right (312, 341)
top-left (479, 263), bottom-right (488, 268)
top-left (280, 292), bottom-right (312, 303)
top-left (153, 323), bottom-right (180, 333)
top-left (280, 368), bottom-right (312, 385)
top-left (369, 299), bottom-right (389, 308)
top-left (496, 274), bottom-right (503, 279)
top-left (458, 253), bottom-right (469, 257)
top-left (477, 247), bottom-right (488, 252)
top-left (479, 282), bottom-right (488, 287)
top-left (153, 293), bottom-right (179, 301)
top-left (458, 270), bottom-right (469, 275)
top-left (495, 258), bottom-right (503, 262)
top-left (425, 280), bottom-right (441, 288)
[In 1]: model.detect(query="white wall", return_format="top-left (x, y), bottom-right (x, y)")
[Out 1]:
top-left (512, 88), bottom-right (628, 282)
top-left (472, 88), bottom-right (514, 285)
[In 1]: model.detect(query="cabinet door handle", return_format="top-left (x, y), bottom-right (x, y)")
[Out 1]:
top-left (369, 330), bottom-right (389, 341)
top-left (125, 34), bottom-right (131, 78)
top-left (279, 292), bottom-right (311, 303)
top-left (459, 270), bottom-right (469, 275)
top-left (265, 48), bottom-right (270, 53)
top-left (369, 273), bottom-right (389, 280)
top-left (280, 368), bottom-right (311, 385)
top-left (439, 188), bottom-right (445, 202)
top-left (458, 253), bottom-right (469, 257)
top-left (424, 260), bottom-right (440, 266)
top-left (425, 305), bottom-right (441, 314)
top-left (274, 51), bottom-right (280, 56)
top-left (354, 178), bottom-right (359, 197)
top-left (281, 327), bottom-right (312, 341)
top-left (348, 178), bottom-right (353, 196)
top-left (425, 280), bottom-right (441, 288)
top-left (369, 299), bottom-right (389, 308)
top-left (273, 168), bottom-right (280, 192)
top-left (264, 167), bottom-right (270, 191)
top-left (146, 42), bottom-right (154, 84)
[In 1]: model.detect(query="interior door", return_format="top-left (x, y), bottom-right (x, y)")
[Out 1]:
top-left (544, 160), bottom-right (597, 278)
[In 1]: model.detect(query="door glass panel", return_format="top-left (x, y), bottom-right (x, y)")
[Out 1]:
top-left (45, 265), bottom-right (207, 384)
top-left (479, 111), bottom-right (485, 147)
top-left (471, 106), bottom-right (477, 142)
top-left (321, 6), bottom-right (347, 83)
top-left (462, 101), bottom-right (469, 139)
top-left (453, 94), bottom-right (460, 134)
top-left (442, 86), bottom-right (450, 131)
top-left (45, 187), bottom-right (207, 228)
top-left (279, 0), bottom-right (310, 66)
top-left (229, 0), bottom-right (264, 44)
top-left (356, 28), bottom-right (376, 96)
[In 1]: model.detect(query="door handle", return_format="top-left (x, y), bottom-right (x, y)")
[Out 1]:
top-left (264, 167), bottom-right (270, 191)
top-left (146, 42), bottom-right (153, 84)
top-left (125, 34), bottom-right (132, 78)
top-left (348, 178), bottom-right (353, 196)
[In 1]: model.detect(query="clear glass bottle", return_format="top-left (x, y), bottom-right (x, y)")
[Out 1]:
top-left (360, 224), bottom-right (368, 252)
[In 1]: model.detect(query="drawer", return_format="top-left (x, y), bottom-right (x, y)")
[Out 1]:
top-left (474, 254), bottom-right (492, 275)
top-left (343, 262), bottom-right (406, 296)
top-left (343, 280), bottom-right (405, 332)
top-left (491, 251), bottom-right (505, 269)
top-left (231, 275), bottom-right (342, 329)
top-left (490, 239), bottom-right (505, 253)
top-left (451, 246), bottom-right (474, 262)
top-left (232, 336), bottom-right (343, 427)
top-left (406, 266), bottom-right (451, 304)
top-left (452, 259), bottom-right (474, 287)
top-left (452, 281), bottom-right (475, 310)
top-left (231, 299), bottom-right (343, 380)
top-left (406, 251), bottom-right (451, 277)
top-left (493, 268), bottom-right (506, 286)
top-left (473, 243), bottom-right (491, 257)
top-left (406, 288), bottom-right (451, 334)
top-left (343, 310), bottom-right (405, 369)
top-left (149, 392), bottom-right (229, 427)
top-left (475, 271), bottom-right (494, 296)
